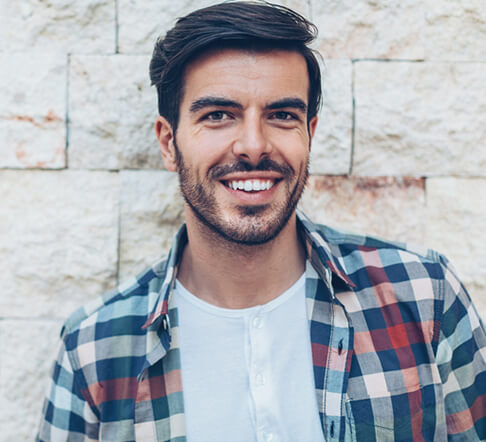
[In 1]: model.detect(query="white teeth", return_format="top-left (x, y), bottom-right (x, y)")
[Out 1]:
top-left (227, 179), bottom-right (275, 192)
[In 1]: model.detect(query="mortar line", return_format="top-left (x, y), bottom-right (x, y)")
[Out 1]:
top-left (65, 53), bottom-right (71, 169)
top-left (0, 317), bottom-right (65, 322)
top-left (353, 58), bottom-right (425, 63)
top-left (349, 60), bottom-right (356, 175)
top-left (115, 0), bottom-right (119, 53)
top-left (115, 172), bottom-right (122, 285)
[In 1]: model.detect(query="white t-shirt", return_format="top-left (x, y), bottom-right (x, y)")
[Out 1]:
top-left (175, 271), bottom-right (325, 442)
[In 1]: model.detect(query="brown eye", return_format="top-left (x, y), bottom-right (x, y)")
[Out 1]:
top-left (272, 111), bottom-right (296, 121)
top-left (205, 111), bottom-right (230, 121)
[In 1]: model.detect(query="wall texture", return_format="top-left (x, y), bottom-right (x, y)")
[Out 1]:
top-left (1, 0), bottom-right (485, 439)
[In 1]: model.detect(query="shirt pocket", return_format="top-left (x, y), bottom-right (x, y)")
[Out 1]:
top-left (346, 382), bottom-right (437, 441)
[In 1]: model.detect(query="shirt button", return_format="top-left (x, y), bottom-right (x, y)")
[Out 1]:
top-left (252, 317), bottom-right (263, 328)
top-left (255, 373), bottom-right (265, 386)
top-left (263, 432), bottom-right (274, 442)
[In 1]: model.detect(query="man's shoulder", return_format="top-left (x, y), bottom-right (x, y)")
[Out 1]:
top-left (307, 221), bottom-right (450, 289)
top-left (61, 256), bottom-right (169, 339)
top-left (315, 222), bottom-right (445, 265)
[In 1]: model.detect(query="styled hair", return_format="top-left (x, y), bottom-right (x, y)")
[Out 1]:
top-left (149, 1), bottom-right (322, 131)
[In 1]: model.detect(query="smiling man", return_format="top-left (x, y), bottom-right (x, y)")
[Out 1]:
top-left (37, 2), bottom-right (486, 441)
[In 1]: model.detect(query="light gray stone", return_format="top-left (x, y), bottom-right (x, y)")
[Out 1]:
top-left (0, 170), bottom-right (119, 318)
top-left (0, 0), bottom-right (115, 53)
top-left (353, 62), bottom-right (486, 176)
top-left (425, 0), bottom-right (486, 61)
top-left (0, 54), bottom-right (65, 169)
top-left (118, 0), bottom-right (310, 53)
top-left (311, 0), bottom-right (424, 59)
top-left (69, 55), bottom-right (163, 170)
top-left (310, 59), bottom-right (352, 175)
top-left (0, 319), bottom-right (62, 442)
top-left (425, 178), bottom-right (486, 318)
top-left (119, 170), bottom-right (185, 280)
top-left (299, 176), bottom-right (426, 244)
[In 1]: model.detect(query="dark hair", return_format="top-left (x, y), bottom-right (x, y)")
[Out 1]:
top-left (149, 1), bottom-right (322, 132)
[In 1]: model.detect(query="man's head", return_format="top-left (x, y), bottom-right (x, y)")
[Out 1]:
top-left (149, 1), bottom-right (322, 133)
top-left (151, 1), bottom-right (322, 246)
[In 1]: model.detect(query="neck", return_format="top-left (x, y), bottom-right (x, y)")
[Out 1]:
top-left (177, 210), bottom-right (306, 309)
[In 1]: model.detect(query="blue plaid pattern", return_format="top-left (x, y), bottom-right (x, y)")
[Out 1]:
top-left (37, 211), bottom-right (486, 441)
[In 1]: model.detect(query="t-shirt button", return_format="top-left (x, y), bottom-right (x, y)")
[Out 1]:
top-left (263, 432), bottom-right (274, 442)
top-left (255, 373), bottom-right (265, 386)
top-left (252, 316), bottom-right (263, 329)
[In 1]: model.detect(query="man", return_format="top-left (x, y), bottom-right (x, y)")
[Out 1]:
top-left (37, 2), bottom-right (486, 441)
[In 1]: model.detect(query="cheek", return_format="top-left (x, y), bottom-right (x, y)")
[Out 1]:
top-left (276, 135), bottom-right (309, 168)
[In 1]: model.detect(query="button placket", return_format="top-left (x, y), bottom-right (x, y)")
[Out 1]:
top-left (248, 309), bottom-right (275, 440)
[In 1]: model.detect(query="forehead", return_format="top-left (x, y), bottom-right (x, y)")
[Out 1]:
top-left (180, 48), bottom-right (310, 107)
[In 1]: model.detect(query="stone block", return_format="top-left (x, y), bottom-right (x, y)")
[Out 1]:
top-left (0, 54), bottom-right (65, 169)
top-left (119, 171), bottom-right (185, 280)
top-left (425, 178), bottom-right (486, 318)
top-left (0, 319), bottom-right (62, 441)
top-left (118, 0), bottom-right (310, 53)
top-left (299, 176), bottom-right (426, 244)
top-left (69, 55), bottom-right (163, 170)
top-left (0, 0), bottom-right (115, 53)
top-left (353, 61), bottom-right (486, 176)
top-left (0, 170), bottom-right (119, 318)
top-left (425, 0), bottom-right (486, 61)
top-left (310, 59), bottom-right (352, 175)
top-left (311, 0), bottom-right (424, 59)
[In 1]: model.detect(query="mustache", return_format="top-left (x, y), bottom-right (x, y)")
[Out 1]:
top-left (209, 158), bottom-right (294, 180)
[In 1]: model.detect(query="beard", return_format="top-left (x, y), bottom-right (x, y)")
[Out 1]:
top-left (174, 139), bottom-right (308, 246)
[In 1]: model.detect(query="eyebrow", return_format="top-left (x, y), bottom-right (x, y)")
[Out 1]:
top-left (189, 97), bottom-right (243, 113)
top-left (189, 96), bottom-right (308, 114)
top-left (265, 98), bottom-right (307, 114)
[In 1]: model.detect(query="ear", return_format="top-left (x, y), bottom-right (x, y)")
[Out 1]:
top-left (155, 116), bottom-right (178, 171)
top-left (307, 116), bottom-right (318, 151)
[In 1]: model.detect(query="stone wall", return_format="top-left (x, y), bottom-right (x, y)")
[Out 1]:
top-left (1, 0), bottom-right (485, 439)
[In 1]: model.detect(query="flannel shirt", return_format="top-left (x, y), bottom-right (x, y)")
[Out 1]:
top-left (37, 211), bottom-right (486, 441)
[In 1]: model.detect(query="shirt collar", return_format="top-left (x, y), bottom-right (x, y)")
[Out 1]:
top-left (142, 210), bottom-right (355, 332)
top-left (296, 210), bottom-right (356, 290)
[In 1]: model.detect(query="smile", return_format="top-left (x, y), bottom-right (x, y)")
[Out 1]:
top-left (223, 179), bottom-right (275, 192)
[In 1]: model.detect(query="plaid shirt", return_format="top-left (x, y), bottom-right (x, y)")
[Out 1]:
top-left (37, 211), bottom-right (486, 441)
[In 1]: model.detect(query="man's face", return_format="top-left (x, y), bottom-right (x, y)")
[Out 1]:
top-left (157, 49), bottom-right (317, 245)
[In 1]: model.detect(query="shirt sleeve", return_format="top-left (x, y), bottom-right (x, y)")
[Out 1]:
top-left (436, 258), bottom-right (486, 440)
top-left (36, 338), bottom-right (99, 441)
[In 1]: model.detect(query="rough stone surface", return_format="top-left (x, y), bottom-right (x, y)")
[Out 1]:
top-left (353, 62), bottom-right (486, 176)
top-left (0, 54), bottom-right (66, 169)
top-left (69, 55), bottom-right (163, 170)
top-left (0, 0), bottom-right (115, 53)
top-left (425, 178), bottom-right (486, 317)
top-left (425, 0), bottom-right (486, 61)
top-left (119, 171), bottom-right (185, 280)
top-left (118, 0), bottom-right (310, 53)
top-left (0, 319), bottom-right (62, 441)
top-left (310, 59), bottom-right (352, 175)
top-left (299, 176), bottom-right (426, 245)
top-left (311, 0), bottom-right (424, 59)
top-left (0, 171), bottom-right (119, 318)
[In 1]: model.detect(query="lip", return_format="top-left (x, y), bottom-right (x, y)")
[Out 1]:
top-left (218, 171), bottom-right (283, 181)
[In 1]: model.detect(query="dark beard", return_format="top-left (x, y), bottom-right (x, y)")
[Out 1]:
top-left (174, 138), bottom-right (308, 246)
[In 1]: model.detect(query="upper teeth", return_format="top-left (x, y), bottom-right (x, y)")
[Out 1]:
top-left (227, 179), bottom-right (274, 191)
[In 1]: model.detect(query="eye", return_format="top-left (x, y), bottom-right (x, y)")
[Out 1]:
top-left (203, 111), bottom-right (232, 122)
top-left (270, 111), bottom-right (298, 121)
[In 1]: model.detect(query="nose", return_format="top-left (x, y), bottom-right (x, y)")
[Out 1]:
top-left (232, 113), bottom-right (272, 165)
